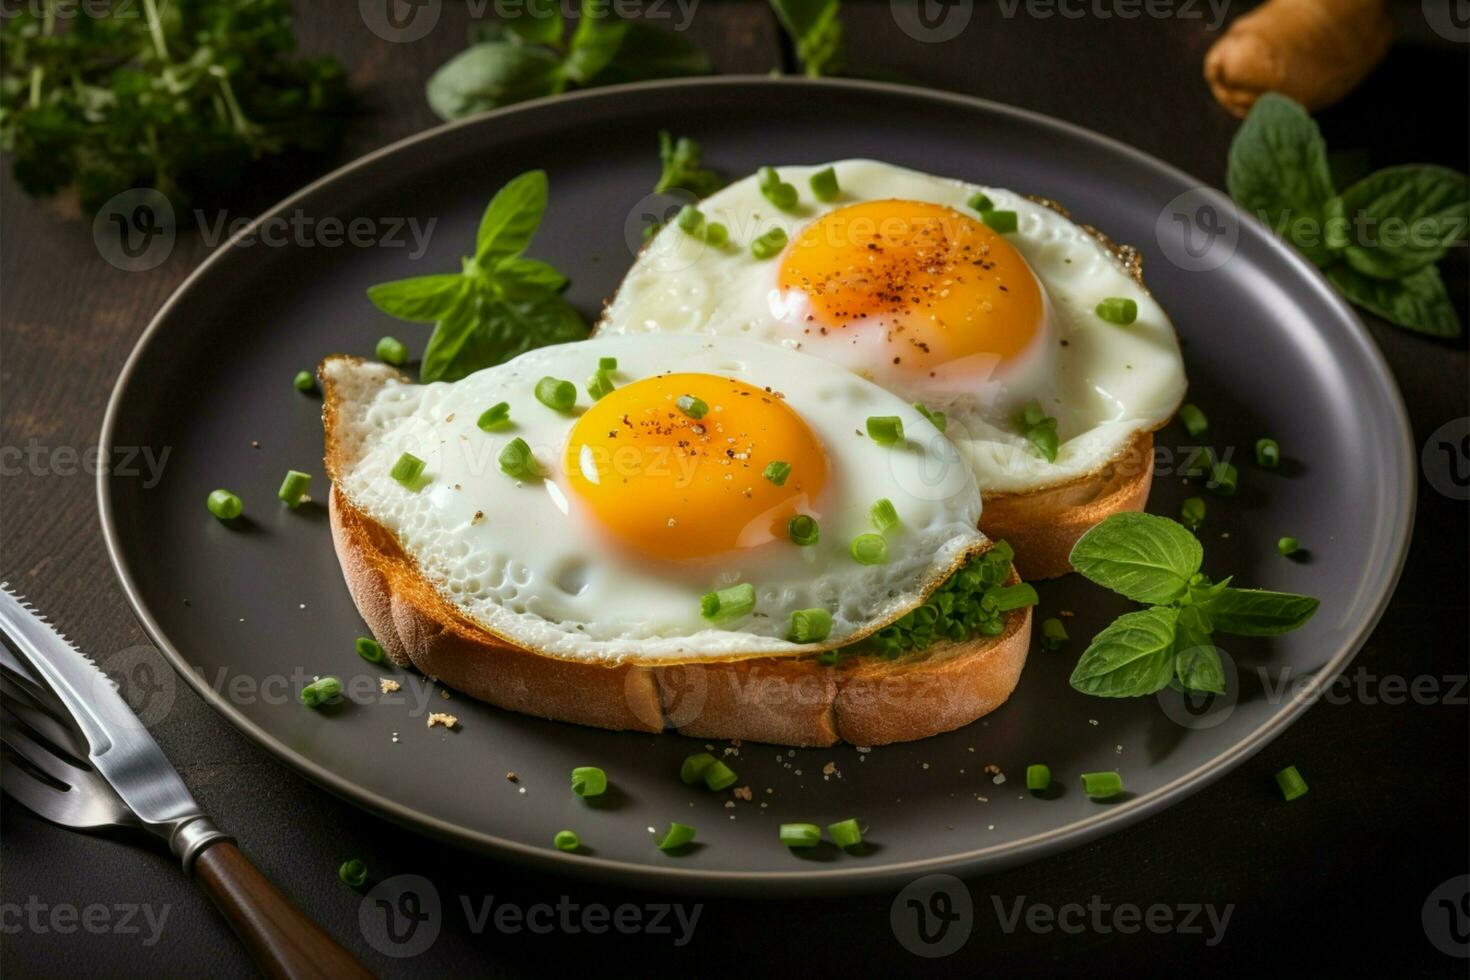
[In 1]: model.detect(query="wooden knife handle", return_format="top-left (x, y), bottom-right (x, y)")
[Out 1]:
top-left (193, 841), bottom-right (374, 979)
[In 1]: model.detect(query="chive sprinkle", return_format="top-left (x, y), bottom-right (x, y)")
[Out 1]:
top-left (827, 818), bottom-right (863, 849)
top-left (870, 498), bottom-right (900, 532)
top-left (355, 637), bottom-right (385, 664)
top-left (676, 394), bottom-right (708, 419)
top-left (1255, 437), bottom-right (1280, 469)
top-left (599, 357), bottom-right (617, 372)
top-left (1026, 764), bottom-right (1051, 791)
top-left (1275, 765), bottom-right (1308, 801)
top-left (850, 533), bottom-right (888, 565)
top-left (779, 823), bottom-right (822, 848)
top-left (293, 370), bottom-right (314, 392)
top-left (657, 822), bottom-right (696, 852)
top-left (478, 402), bottom-right (511, 431)
top-left (704, 222), bottom-right (729, 247)
top-left (1179, 403), bottom-right (1209, 437)
top-left (587, 369), bottom-right (614, 401)
top-left (680, 752), bottom-right (717, 785)
top-left (1081, 771), bottom-right (1123, 799)
top-left (676, 204), bottom-right (705, 236)
top-left (809, 166), bottom-right (839, 202)
top-left (338, 859), bottom-right (368, 888)
top-left (758, 166), bottom-right (798, 210)
top-left (981, 209), bottom-right (1018, 234)
top-left (914, 402), bottom-right (946, 432)
top-left (298, 676), bottom-right (342, 708)
top-left (700, 583), bottom-right (755, 623)
top-left (865, 415), bottom-right (904, 446)
top-left (571, 766), bottom-right (607, 797)
top-left (787, 608), bottom-right (832, 643)
top-left (277, 469), bottom-right (311, 508)
top-left (390, 453), bottom-right (425, 488)
top-left (498, 438), bottom-right (541, 480)
top-left (788, 514), bottom-right (820, 547)
top-left (1094, 297), bottom-right (1138, 325)
top-left (1277, 536), bottom-right (1300, 556)
top-left (751, 227), bottom-right (788, 260)
top-left (534, 376), bottom-right (576, 412)
top-left (554, 830), bottom-right (580, 851)
top-left (763, 460), bottom-right (792, 485)
top-left (703, 760), bottom-right (737, 791)
top-left (1209, 460), bottom-right (1238, 497)
top-left (375, 335), bottom-right (408, 366)
top-left (206, 489), bottom-right (243, 521)
top-left (1040, 617), bottom-right (1068, 650)
top-left (967, 192), bottom-right (994, 213)
top-left (1181, 496), bottom-right (1206, 530)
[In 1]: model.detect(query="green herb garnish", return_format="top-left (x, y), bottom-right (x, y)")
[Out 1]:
top-left (1013, 400), bottom-right (1059, 462)
top-left (338, 859), bottom-right (368, 888)
top-left (769, 0), bottom-right (844, 77)
top-left (570, 766), bottom-right (607, 797)
top-left (654, 131), bottom-right (723, 197)
top-left (1275, 765), bottom-right (1308, 801)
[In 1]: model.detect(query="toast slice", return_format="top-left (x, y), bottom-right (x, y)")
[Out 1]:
top-left (322, 356), bottom-right (1032, 747)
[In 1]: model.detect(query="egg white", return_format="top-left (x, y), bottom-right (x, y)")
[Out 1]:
top-left (330, 335), bottom-right (984, 663)
top-left (600, 160), bottom-right (1188, 494)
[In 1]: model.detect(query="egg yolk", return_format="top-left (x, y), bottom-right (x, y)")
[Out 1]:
top-left (564, 373), bottom-right (828, 561)
top-left (778, 199), bottom-right (1044, 371)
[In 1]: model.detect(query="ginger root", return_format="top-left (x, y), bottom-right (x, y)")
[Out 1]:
top-left (1205, 0), bottom-right (1392, 117)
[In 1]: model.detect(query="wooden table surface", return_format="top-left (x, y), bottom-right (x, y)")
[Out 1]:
top-left (2, 2), bottom-right (1466, 975)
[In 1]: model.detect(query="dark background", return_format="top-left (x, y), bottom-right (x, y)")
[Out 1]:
top-left (2, 1), bottom-right (1466, 975)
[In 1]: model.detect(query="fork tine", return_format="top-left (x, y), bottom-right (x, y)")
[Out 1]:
top-left (0, 707), bottom-right (90, 788)
top-left (0, 629), bottom-right (75, 725)
top-left (0, 686), bottom-right (90, 766)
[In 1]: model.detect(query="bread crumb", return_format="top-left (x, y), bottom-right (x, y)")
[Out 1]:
top-left (992, 774), bottom-right (1007, 785)
top-left (439, 689), bottom-right (451, 700)
top-left (1089, 718), bottom-right (1100, 726)
top-left (724, 801), bottom-right (735, 808)
top-left (471, 510), bottom-right (485, 525)
top-left (1059, 609), bottom-right (1075, 617)
top-left (506, 772), bottom-right (518, 783)
top-left (734, 785), bottom-right (752, 800)
top-left (822, 761), bottom-right (837, 776)
top-left (379, 678), bottom-right (401, 693)
top-left (427, 712), bottom-right (458, 729)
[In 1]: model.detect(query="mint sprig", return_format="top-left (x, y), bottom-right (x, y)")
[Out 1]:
top-left (1227, 94), bottom-right (1467, 337)
top-left (366, 170), bottom-right (585, 383)
top-left (1067, 513), bottom-right (1318, 698)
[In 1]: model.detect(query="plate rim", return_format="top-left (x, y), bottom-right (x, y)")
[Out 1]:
top-left (96, 74), bottom-right (1416, 894)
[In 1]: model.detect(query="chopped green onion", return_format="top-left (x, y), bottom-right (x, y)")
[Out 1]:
top-left (554, 830), bottom-right (580, 851)
top-left (534, 376), bottom-right (576, 412)
top-left (571, 766), bottom-right (607, 797)
top-left (1179, 403), bottom-right (1209, 437)
top-left (599, 357), bottom-right (617, 372)
top-left (704, 222), bottom-right (729, 247)
top-left (850, 533), bottom-right (888, 565)
top-left (1094, 297), bottom-right (1138, 325)
top-left (338, 859), bottom-right (367, 888)
top-left (703, 760), bottom-right (737, 791)
top-left (788, 514), bottom-right (820, 547)
top-left (277, 469), bottom-right (311, 508)
top-left (1081, 771), bottom-right (1123, 799)
top-left (390, 453), bottom-right (425, 488)
top-left (676, 394), bottom-right (708, 419)
top-left (751, 228), bottom-right (788, 260)
top-left (914, 402), bottom-right (946, 432)
top-left (809, 167), bottom-right (839, 202)
top-left (299, 676), bottom-right (343, 708)
top-left (587, 369), bottom-right (615, 401)
top-left (498, 438), bottom-right (541, 480)
top-left (1277, 536), bottom-right (1300, 556)
top-left (293, 370), bottom-right (314, 392)
top-left (1275, 765), bottom-right (1308, 801)
top-left (206, 489), bottom-right (243, 521)
top-left (763, 460), bottom-right (792, 486)
top-left (700, 583), bottom-right (756, 623)
top-left (675, 204), bottom-right (705, 236)
top-left (1255, 437), bottom-right (1280, 469)
top-left (1209, 460), bottom-right (1238, 497)
top-left (1182, 446), bottom-right (1213, 477)
top-left (680, 752), bottom-right (717, 785)
top-left (981, 209), bottom-right (1017, 234)
top-left (827, 818), bottom-right (863, 849)
top-left (779, 823), bottom-right (822, 848)
top-left (1040, 617), bottom-right (1068, 651)
top-left (355, 637), bottom-right (385, 664)
top-left (1181, 496), bottom-right (1206, 530)
top-left (1026, 764), bottom-right (1051, 791)
top-left (787, 607), bottom-right (832, 643)
top-left (477, 402), bottom-right (511, 431)
top-left (870, 498), bottom-right (900, 532)
top-left (1014, 400), bottom-right (1059, 463)
top-left (967, 192), bottom-right (994, 213)
top-left (758, 166), bottom-right (798, 209)
top-left (657, 822), bottom-right (696, 852)
top-left (376, 336), bottom-right (408, 365)
top-left (865, 415), bottom-right (904, 446)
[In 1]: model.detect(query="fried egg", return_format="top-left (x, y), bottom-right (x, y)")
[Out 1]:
top-left (600, 160), bottom-right (1187, 494)
top-left (328, 335), bottom-right (984, 663)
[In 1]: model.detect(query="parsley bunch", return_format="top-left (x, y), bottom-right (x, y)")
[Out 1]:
top-left (0, 0), bottom-right (350, 213)
top-left (1068, 513), bottom-right (1318, 697)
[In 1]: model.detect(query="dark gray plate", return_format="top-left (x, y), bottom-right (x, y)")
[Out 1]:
top-left (99, 77), bottom-right (1413, 895)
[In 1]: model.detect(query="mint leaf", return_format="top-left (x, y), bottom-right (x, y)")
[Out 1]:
top-left (367, 275), bottom-right (469, 322)
top-left (564, 0), bottom-right (630, 84)
top-left (494, 257), bottom-right (568, 299)
top-left (598, 23), bottom-right (713, 83)
top-left (1173, 607), bottom-right (1224, 694)
top-left (653, 131), bottom-right (723, 197)
top-left (421, 291), bottom-right (585, 383)
top-left (1069, 512), bottom-right (1204, 605)
top-left (770, 0), bottom-right (844, 77)
top-left (1202, 588), bottom-right (1319, 636)
top-left (426, 44), bottom-right (565, 121)
top-left (1335, 165), bottom-right (1469, 280)
top-left (1226, 94), bottom-right (1336, 267)
top-left (1069, 607), bottom-right (1180, 697)
top-left (476, 170), bottom-right (548, 266)
top-left (1328, 264), bottom-right (1461, 338)
top-left (987, 582), bottom-right (1038, 613)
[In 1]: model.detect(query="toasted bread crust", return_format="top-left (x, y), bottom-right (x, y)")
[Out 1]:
top-left (980, 431), bottom-right (1155, 580)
